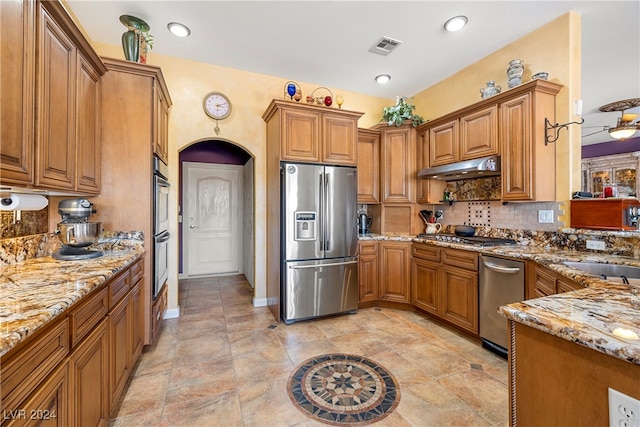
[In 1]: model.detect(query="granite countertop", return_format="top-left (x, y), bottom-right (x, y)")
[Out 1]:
top-left (363, 233), bottom-right (640, 365)
top-left (0, 249), bottom-right (143, 358)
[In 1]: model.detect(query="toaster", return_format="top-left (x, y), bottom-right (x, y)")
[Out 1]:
top-left (570, 198), bottom-right (640, 231)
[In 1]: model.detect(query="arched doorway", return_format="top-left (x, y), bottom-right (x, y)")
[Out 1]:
top-left (178, 140), bottom-right (255, 288)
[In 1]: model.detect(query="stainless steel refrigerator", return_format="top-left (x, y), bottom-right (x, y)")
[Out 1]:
top-left (281, 162), bottom-right (359, 324)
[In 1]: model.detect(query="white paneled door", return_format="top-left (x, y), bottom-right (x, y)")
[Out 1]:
top-left (184, 162), bottom-right (243, 276)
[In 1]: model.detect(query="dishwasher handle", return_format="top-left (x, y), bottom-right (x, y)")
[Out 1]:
top-left (482, 260), bottom-right (522, 274)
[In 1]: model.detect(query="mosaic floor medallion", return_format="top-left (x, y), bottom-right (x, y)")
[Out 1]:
top-left (287, 353), bottom-right (400, 425)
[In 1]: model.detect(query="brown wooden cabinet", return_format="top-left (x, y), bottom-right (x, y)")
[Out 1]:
top-left (153, 81), bottom-right (170, 164)
top-left (500, 82), bottom-right (561, 201)
top-left (94, 58), bottom-right (171, 345)
top-left (69, 318), bottom-right (108, 427)
top-left (357, 241), bottom-right (379, 305)
top-left (0, 0), bottom-right (105, 193)
top-left (151, 283), bottom-right (168, 342)
top-left (0, 0), bottom-right (35, 186)
top-left (460, 105), bottom-right (499, 160)
top-left (379, 241), bottom-right (411, 304)
top-left (356, 128), bottom-right (381, 203)
top-left (527, 261), bottom-right (583, 299)
top-left (0, 257), bottom-right (145, 427)
top-left (380, 123), bottom-right (416, 203)
top-left (429, 119), bottom-right (458, 167)
top-left (416, 130), bottom-right (446, 204)
top-left (412, 244), bottom-right (479, 334)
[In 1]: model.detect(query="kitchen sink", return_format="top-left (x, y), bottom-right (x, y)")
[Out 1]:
top-left (562, 261), bottom-right (640, 280)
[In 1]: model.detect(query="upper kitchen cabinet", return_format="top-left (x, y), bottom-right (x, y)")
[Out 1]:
top-left (416, 130), bottom-right (445, 204)
top-left (426, 105), bottom-right (498, 168)
top-left (356, 128), bottom-right (380, 203)
top-left (380, 123), bottom-right (416, 204)
top-left (153, 82), bottom-right (170, 164)
top-left (262, 100), bottom-right (363, 166)
top-left (0, 0), bottom-right (35, 186)
top-left (500, 80), bottom-right (561, 201)
top-left (0, 0), bottom-right (106, 193)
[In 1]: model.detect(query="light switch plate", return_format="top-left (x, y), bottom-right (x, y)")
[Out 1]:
top-left (586, 240), bottom-right (606, 250)
top-left (538, 210), bottom-right (554, 223)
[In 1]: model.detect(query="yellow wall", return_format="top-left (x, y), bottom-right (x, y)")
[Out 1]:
top-left (90, 11), bottom-right (581, 312)
top-left (92, 43), bottom-right (390, 311)
top-left (413, 12), bottom-right (581, 209)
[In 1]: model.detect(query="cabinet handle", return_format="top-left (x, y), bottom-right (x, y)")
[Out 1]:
top-left (482, 261), bottom-right (521, 274)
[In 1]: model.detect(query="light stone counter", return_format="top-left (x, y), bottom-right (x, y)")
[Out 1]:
top-left (0, 249), bottom-right (143, 357)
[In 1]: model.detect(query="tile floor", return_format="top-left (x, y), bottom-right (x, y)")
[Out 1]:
top-left (109, 275), bottom-right (509, 426)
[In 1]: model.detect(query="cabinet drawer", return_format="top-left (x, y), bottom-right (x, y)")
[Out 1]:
top-left (69, 286), bottom-right (108, 348)
top-left (412, 244), bottom-right (441, 262)
top-left (1, 319), bottom-right (69, 413)
top-left (109, 269), bottom-right (131, 308)
top-left (442, 248), bottom-right (478, 270)
top-left (130, 257), bottom-right (144, 285)
top-left (358, 242), bottom-right (377, 256)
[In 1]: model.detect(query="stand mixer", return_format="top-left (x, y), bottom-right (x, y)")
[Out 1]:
top-left (53, 198), bottom-right (103, 260)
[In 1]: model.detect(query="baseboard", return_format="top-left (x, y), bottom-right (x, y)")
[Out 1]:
top-left (163, 307), bottom-right (180, 319)
top-left (252, 297), bottom-right (267, 307)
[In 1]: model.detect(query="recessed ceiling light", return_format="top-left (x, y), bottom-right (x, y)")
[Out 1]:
top-left (167, 22), bottom-right (191, 37)
top-left (375, 74), bottom-right (391, 84)
top-left (444, 15), bottom-right (468, 32)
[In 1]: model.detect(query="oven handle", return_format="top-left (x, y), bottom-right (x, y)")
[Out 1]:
top-left (156, 232), bottom-right (170, 243)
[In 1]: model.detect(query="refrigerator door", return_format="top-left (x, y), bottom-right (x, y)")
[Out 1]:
top-left (323, 166), bottom-right (358, 259)
top-left (283, 163), bottom-right (324, 261)
top-left (283, 257), bottom-right (358, 323)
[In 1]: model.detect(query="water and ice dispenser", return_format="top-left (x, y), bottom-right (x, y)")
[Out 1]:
top-left (294, 211), bottom-right (317, 241)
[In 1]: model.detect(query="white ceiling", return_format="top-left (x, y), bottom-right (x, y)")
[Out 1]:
top-left (66, 0), bottom-right (640, 145)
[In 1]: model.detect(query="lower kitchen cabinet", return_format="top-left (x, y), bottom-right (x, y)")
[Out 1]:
top-left (412, 244), bottom-right (479, 334)
top-left (357, 241), bottom-right (379, 305)
top-left (379, 241), bottom-right (411, 304)
top-left (69, 318), bottom-right (109, 427)
top-left (527, 261), bottom-right (583, 299)
top-left (0, 257), bottom-right (144, 427)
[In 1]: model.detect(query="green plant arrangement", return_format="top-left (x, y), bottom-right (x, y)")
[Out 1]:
top-left (381, 97), bottom-right (425, 127)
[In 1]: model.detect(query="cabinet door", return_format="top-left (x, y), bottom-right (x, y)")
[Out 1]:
top-left (75, 52), bottom-right (101, 193)
top-left (7, 362), bottom-right (70, 427)
top-left (130, 279), bottom-right (145, 364)
top-left (322, 113), bottom-right (357, 165)
top-left (411, 258), bottom-right (439, 315)
top-left (109, 295), bottom-right (131, 411)
top-left (416, 131), bottom-right (446, 204)
top-left (70, 318), bottom-right (109, 427)
top-left (501, 93), bottom-right (532, 200)
top-left (527, 263), bottom-right (555, 299)
top-left (381, 124), bottom-right (416, 203)
top-left (153, 82), bottom-right (169, 164)
top-left (379, 242), bottom-right (410, 303)
top-left (460, 105), bottom-right (498, 160)
top-left (36, 4), bottom-right (76, 190)
top-left (440, 266), bottom-right (478, 333)
top-left (557, 277), bottom-right (582, 294)
top-left (281, 108), bottom-right (320, 162)
top-left (429, 119), bottom-right (458, 166)
top-left (0, 0), bottom-right (35, 186)
top-left (356, 129), bottom-right (380, 203)
top-left (358, 242), bottom-right (378, 303)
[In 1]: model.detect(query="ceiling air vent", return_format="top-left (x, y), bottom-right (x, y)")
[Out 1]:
top-left (369, 36), bottom-right (403, 56)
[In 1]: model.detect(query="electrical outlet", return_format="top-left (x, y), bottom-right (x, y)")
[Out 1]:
top-left (538, 210), bottom-right (554, 223)
top-left (609, 388), bottom-right (640, 427)
top-left (586, 240), bottom-right (606, 250)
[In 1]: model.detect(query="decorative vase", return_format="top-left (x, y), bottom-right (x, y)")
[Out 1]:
top-left (480, 81), bottom-right (501, 99)
top-left (122, 27), bottom-right (139, 62)
top-left (507, 59), bottom-right (524, 88)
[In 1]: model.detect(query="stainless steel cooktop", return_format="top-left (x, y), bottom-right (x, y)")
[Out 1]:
top-left (417, 233), bottom-right (517, 247)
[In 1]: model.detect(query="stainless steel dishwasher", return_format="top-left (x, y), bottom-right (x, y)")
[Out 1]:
top-left (479, 255), bottom-right (525, 358)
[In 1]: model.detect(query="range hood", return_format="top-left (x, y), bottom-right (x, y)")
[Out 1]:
top-left (418, 156), bottom-right (500, 181)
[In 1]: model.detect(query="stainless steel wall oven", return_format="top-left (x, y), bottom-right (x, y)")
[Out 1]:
top-left (153, 157), bottom-right (170, 299)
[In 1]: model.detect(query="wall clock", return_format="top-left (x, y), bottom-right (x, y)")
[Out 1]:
top-left (203, 91), bottom-right (231, 134)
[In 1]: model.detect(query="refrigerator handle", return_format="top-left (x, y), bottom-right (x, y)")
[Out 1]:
top-left (324, 172), bottom-right (330, 251)
top-left (318, 171), bottom-right (324, 251)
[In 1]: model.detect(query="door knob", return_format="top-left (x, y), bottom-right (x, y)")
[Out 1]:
top-left (189, 225), bottom-right (199, 229)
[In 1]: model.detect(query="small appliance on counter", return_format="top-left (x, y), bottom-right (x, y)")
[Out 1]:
top-left (570, 198), bottom-right (640, 231)
top-left (53, 198), bottom-right (103, 260)
top-left (357, 212), bottom-right (372, 235)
